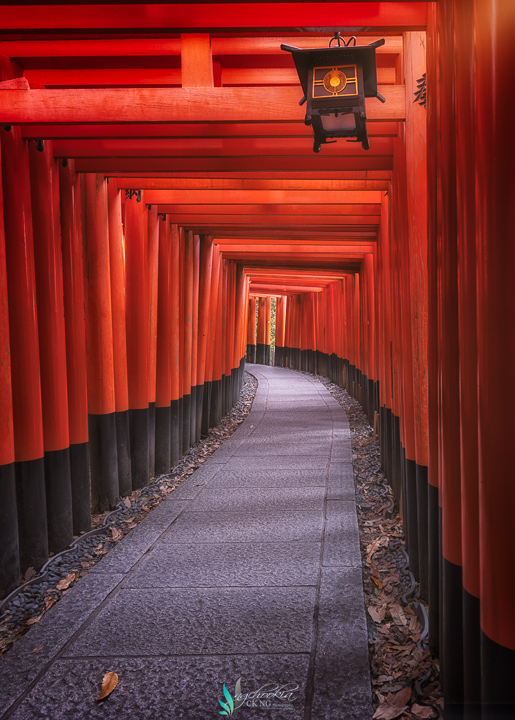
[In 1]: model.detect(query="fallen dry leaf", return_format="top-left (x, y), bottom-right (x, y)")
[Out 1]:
top-left (389, 604), bottom-right (407, 627)
top-left (411, 704), bottom-right (436, 719)
top-left (389, 686), bottom-right (412, 706)
top-left (123, 496), bottom-right (131, 509)
top-left (96, 671), bottom-right (119, 701)
top-left (368, 605), bottom-right (386, 623)
top-left (24, 567), bottom-right (37, 581)
top-left (56, 572), bottom-right (77, 591)
top-left (110, 527), bottom-right (123, 542)
top-left (372, 704), bottom-right (407, 720)
top-left (31, 645), bottom-right (44, 653)
top-left (26, 614), bottom-right (44, 626)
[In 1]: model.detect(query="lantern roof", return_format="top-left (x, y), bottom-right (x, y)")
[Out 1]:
top-left (281, 37), bottom-right (386, 101)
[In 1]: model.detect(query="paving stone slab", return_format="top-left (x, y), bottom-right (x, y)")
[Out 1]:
top-left (188, 486), bottom-right (326, 513)
top-left (124, 541), bottom-right (321, 588)
top-left (162, 509), bottom-right (325, 544)
top-left (222, 455), bottom-right (329, 471)
top-left (10, 654), bottom-right (311, 720)
top-left (234, 440), bottom-right (332, 457)
top-left (311, 567), bottom-right (373, 720)
top-left (166, 464), bottom-right (221, 499)
top-left (323, 501), bottom-right (362, 567)
top-left (63, 587), bottom-right (316, 657)
top-left (0, 573), bottom-right (123, 717)
top-left (327, 463), bottom-right (356, 502)
top-left (90, 502), bottom-right (187, 575)
top-left (209, 467), bottom-right (327, 488)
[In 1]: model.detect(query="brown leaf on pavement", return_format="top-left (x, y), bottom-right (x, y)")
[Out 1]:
top-left (96, 671), bottom-right (119, 701)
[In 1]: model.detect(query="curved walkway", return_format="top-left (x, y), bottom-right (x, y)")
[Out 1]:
top-left (0, 365), bottom-right (372, 720)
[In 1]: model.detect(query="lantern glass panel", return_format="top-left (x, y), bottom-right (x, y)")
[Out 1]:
top-left (320, 113), bottom-right (357, 133)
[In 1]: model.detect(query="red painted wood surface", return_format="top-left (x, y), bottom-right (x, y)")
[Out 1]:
top-left (82, 173), bottom-right (116, 416)
top-left (59, 160), bottom-right (88, 446)
top-left (107, 183), bottom-right (129, 414)
top-left (0, 138), bottom-right (15, 466)
top-left (156, 218), bottom-right (172, 409)
top-left (29, 139), bottom-right (70, 452)
top-left (124, 191), bottom-right (149, 410)
top-left (147, 205), bottom-right (159, 406)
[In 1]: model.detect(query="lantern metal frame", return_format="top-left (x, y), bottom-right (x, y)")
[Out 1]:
top-left (281, 33), bottom-right (386, 153)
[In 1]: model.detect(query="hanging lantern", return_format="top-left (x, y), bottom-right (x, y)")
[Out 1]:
top-left (281, 33), bottom-right (386, 153)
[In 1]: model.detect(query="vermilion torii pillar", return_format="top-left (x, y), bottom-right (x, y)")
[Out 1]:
top-left (256, 296), bottom-right (271, 365)
top-left (246, 297), bottom-right (257, 363)
top-left (107, 183), bottom-right (131, 496)
top-left (29, 138), bottom-right (73, 554)
top-left (124, 190), bottom-right (150, 489)
top-left (2, 127), bottom-right (48, 572)
top-left (82, 172), bottom-right (119, 512)
top-left (0, 132), bottom-right (19, 596)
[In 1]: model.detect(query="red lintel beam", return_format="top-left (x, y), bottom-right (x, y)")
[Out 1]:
top-left (0, 5), bottom-right (427, 31)
top-left (155, 204), bottom-right (381, 216)
top-left (22, 66), bottom-right (395, 88)
top-left (0, 35), bottom-right (401, 58)
top-left (21, 122), bottom-right (399, 141)
top-left (108, 177), bottom-right (390, 192)
top-left (0, 86), bottom-right (405, 125)
top-left (72, 157), bottom-right (394, 173)
top-left (51, 137), bottom-right (394, 158)
top-left (142, 190), bottom-right (383, 205)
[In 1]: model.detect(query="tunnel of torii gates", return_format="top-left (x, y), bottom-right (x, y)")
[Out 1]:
top-left (0, 0), bottom-right (513, 717)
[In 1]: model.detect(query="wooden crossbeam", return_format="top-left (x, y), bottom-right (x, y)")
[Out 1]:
top-left (0, 86), bottom-right (404, 124)
top-left (0, 4), bottom-right (427, 31)
top-left (51, 137), bottom-right (394, 158)
top-left (139, 189), bottom-right (383, 204)
top-left (21, 122), bottom-right (399, 140)
top-left (0, 35), bottom-right (402, 58)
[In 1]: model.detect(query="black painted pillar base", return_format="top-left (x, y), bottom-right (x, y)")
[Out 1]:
top-left (391, 414), bottom-right (402, 503)
top-left (442, 558), bottom-right (464, 709)
top-left (246, 343), bottom-right (256, 363)
top-left (274, 346), bottom-right (283, 367)
top-left (148, 401), bottom-right (156, 478)
top-left (481, 631), bottom-right (515, 720)
top-left (404, 455), bottom-right (419, 580)
top-left (182, 393), bottom-right (191, 455)
top-left (170, 399), bottom-right (181, 467)
top-left (0, 462), bottom-right (20, 598)
top-left (15, 457), bottom-right (48, 571)
top-left (201, 381), bottom-right (212, 437)
top-left (115, 410), bottom-right (131, 496)
top-left (416, 463), bottom-right (429, 600)
top-left (69, 441), bottom-right (91, 534)
top-left (189, 386), bottom-right (197, 447)
top-left (195, 383), bottom-right (203, 443)
top-left (155, 405), bottom-right (171, 475)
top-left (44, 447), bottom-right (73, 554)
top-left (129, 406), bottom-right (149, 490)
top-left (177, 396), bottom-right (183, 460)
top-left (462, 589), bottom-right (481, 718)
top-left (256, 342), bottom-right (267, 365)
top-left (428, 482), bottom-right (440, 657)
top-left (88, 413), bottom-right (119, 511)
top-left (210, 378), bottom-right (222, 428)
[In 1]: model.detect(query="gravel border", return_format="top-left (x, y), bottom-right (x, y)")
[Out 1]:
top-left (314, 373), bottom-right (443, 720)
top-left (0, 372), bottom-right (258, 658)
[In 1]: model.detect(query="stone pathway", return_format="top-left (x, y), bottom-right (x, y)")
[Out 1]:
top-left (0, 365), bottom-right (372, 720)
